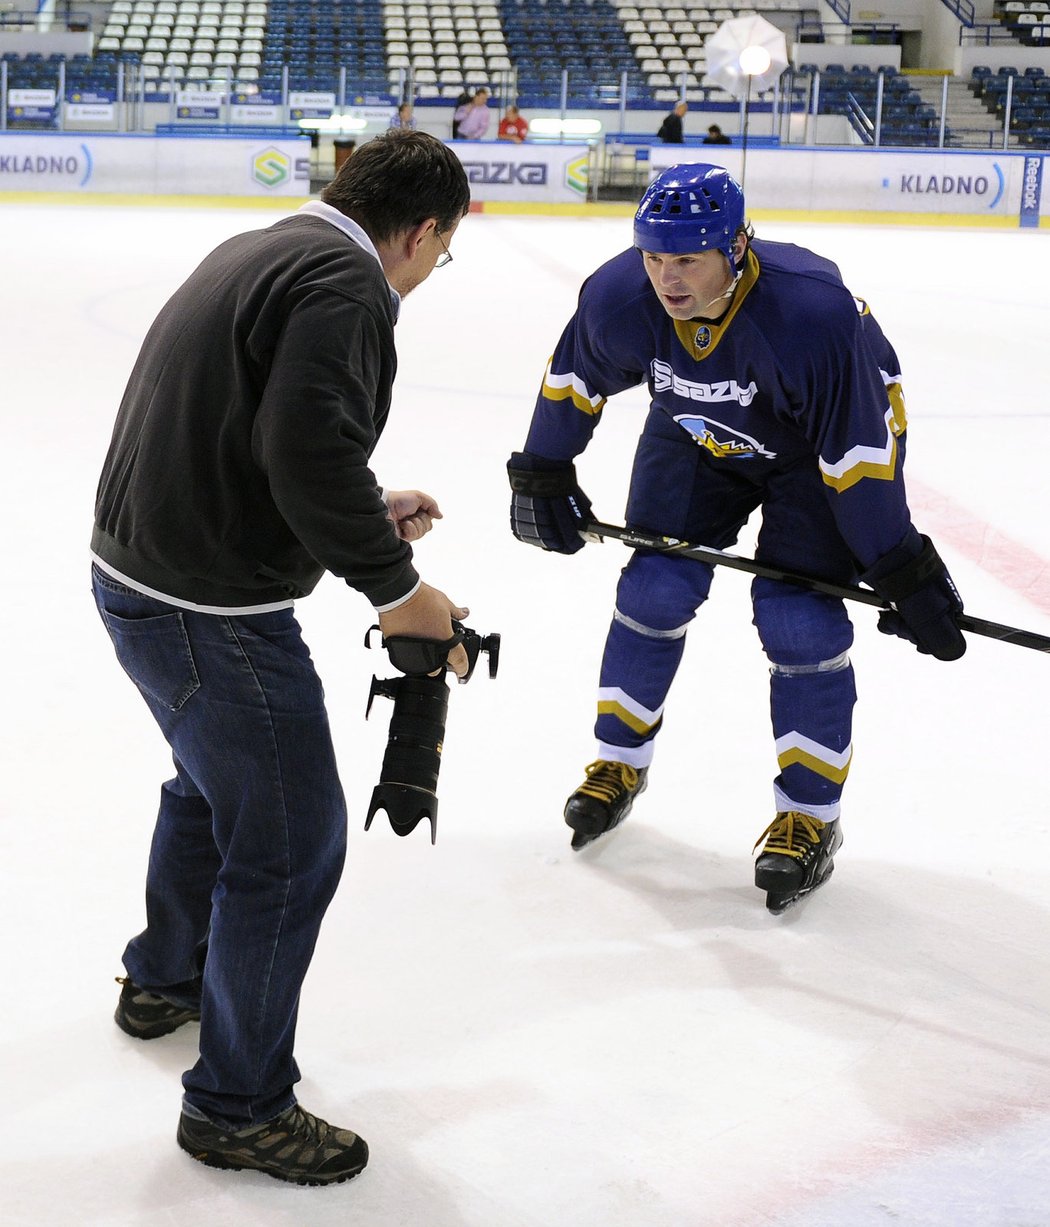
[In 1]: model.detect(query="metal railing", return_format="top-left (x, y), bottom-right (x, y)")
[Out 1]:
top-left (3, 59), bottom-right (1049, 152)
top-left (940, 0), bottom-right (976, 27)
top-left (0, 8), bottom-right (91, 27)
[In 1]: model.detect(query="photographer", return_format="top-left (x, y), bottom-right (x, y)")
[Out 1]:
top-left (90, 130), bottom-right (471, 1186)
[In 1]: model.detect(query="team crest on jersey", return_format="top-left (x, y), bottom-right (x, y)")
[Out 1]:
top-left (674, 413), bottom-right (777, 460)
top-left (694, 325), bottom-right (712, 350)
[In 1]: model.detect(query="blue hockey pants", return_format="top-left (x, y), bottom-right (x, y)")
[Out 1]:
top-left (594, 410), bottom-right (858, 821)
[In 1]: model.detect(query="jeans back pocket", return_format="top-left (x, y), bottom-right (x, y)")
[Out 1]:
top-left (100, 606), bottom-right (201, 712)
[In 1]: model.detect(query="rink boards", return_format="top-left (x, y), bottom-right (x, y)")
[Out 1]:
top-left (0, 131), bottom-right (1045, 226)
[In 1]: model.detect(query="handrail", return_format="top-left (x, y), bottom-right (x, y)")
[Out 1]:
top-left (801, 18), bottom-right (902, 43)
top-left (844, 90), bottom-right (875, 144)
top-left (961, 19), bottom-right (1049, 44)
top-left (940, 0), bottom-right (976, 27)
top-left (0, 9), bottom-right (92, 27)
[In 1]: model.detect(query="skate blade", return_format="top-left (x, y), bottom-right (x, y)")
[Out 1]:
top-left (566, 805), bottom-right (633, 852)
top-left (764, 863), bottom-right (836, 914)
top-left (568, 821), bottom-right (617, 852)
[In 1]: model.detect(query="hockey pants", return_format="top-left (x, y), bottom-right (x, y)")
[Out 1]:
top-left (593, 411), bottom-right (859, 821)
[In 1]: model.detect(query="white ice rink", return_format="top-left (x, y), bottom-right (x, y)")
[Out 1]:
top-left (2, 197), bottom-right (1049, 1227)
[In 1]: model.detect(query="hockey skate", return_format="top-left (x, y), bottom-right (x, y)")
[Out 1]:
top-left (564, 760), bottom-right (648, 850)
top-left (753, 812), bottom-right (843, 914)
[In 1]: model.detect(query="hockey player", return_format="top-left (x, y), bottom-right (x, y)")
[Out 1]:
top-left (507, 163), bottom-right (966, 913)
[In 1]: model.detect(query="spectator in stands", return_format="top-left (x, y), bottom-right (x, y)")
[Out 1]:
top-left (455, 87), bottom-right (492, 140)
top-left (704, 124), bottom-right (732, 145)
top-left (498, 104), bottom-right (529, 143)
top-left (451, 87), bottom-right (472, 138)
top-left (91, 130), bottom-right (473, 1188)
top-left (657, 101), bottom-right (688, 144)
top-left (390, 101), bottom-right (416, 130)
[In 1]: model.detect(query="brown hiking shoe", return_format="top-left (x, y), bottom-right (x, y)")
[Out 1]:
top-left (177, 1103), bottom-right (369, 1186)
top-left (114, 976), bottom-right (200, 1040)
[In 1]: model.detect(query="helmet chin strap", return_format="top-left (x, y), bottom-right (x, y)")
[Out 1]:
top-left (697, 254), bottom-right (742, 314)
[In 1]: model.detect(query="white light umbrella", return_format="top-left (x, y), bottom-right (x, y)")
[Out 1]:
top-left (702, 13), bottom-right (788, 99)
top-left (702, 13), bottom-right (788, 188)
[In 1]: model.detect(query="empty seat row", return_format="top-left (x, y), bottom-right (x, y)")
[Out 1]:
top-left (110, 0), bottom-right (267, 11)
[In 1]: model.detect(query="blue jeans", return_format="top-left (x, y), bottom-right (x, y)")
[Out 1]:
top-left (92, 565), bottom-right (347, 1127)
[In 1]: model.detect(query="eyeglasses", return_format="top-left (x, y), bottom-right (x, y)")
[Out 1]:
top-left (435, 229), bottom-right (453, 268)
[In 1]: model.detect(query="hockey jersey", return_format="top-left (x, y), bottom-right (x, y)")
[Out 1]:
top-left (523, 238), bottom-right (914, 568)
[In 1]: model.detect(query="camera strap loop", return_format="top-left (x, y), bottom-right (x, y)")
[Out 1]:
top-left (364, 621), bottom-right (501, 682)
top-left (372, 627), bottom-right (466, 677)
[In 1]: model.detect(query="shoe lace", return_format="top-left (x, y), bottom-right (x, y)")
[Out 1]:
top-left (577, 759), bottom-right (639, 803)
top-left (281, 1105), bottom-right (330, 1148)
top-left (753, 811), bottom-right (827, 859)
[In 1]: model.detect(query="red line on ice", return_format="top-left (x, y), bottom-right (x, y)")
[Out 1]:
top-left (908, 478), bottom-right (1050, 616)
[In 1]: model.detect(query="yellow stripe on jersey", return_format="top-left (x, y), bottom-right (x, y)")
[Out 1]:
top-left (541, 358), bottom-right (606, 416)
top-left (597, 687), bottom-right (663, 736)
top-left (885, 378), bottom-right (907, 435)
top-left (775, 732), bottom-right (853, 785)
top-left (819, 407), bottom-right (899, 493)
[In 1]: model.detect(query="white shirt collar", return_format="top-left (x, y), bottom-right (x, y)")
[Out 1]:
top-left (297, 199), bottom-right (401, 318)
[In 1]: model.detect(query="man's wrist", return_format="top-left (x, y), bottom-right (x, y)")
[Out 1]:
top-left (374, 577), bottom-right (422, 614)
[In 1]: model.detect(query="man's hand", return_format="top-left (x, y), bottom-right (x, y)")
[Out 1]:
top-left (385, 490), bottom-right (442, 542)
top-left (378, 582), bottom-right (471, 678)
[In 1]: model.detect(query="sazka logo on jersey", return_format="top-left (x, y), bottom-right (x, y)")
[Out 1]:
top-left (694, 325), bottom-right (712, 350)
top-left (651, 359), bottom-right (758, 407)
top-left (673, 413), bottom-right (776, 460)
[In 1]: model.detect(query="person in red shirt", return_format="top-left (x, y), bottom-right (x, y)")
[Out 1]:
top-left (498, 105), bottom-right (529, 143)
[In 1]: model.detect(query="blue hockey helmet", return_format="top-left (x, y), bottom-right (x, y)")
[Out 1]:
top-left (633, 163), bottom-right (747, 264)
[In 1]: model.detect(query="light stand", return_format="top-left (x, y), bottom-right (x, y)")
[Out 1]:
top-left (737, 44), bottom-right (772, 192)
top-left (703, 14), bottom-right (787, 193)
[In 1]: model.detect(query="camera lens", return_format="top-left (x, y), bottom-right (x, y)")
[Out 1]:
top-left (366, 674), bottom-right (450, 842)
top-left (380, 674), bottom-right (449, 794)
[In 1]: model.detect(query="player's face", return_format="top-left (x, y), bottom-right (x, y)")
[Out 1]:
top-left (640, 248), bottom-right (735, 321)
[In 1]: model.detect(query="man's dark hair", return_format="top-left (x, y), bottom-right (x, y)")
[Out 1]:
top-left (322, 129), bottom-right (470, 242)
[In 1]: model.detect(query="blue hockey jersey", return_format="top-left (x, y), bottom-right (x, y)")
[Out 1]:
top-left (523, 238), bottom-right (913, 568)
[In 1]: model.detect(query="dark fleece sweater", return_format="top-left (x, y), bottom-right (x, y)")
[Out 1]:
top-left (92, 212), bottom-right (418, 610)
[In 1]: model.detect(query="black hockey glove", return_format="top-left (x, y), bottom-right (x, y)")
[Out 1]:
top-left (507, 451), bottom-right (593, 554)
top-left (862, 531), bottom-right (966, 661)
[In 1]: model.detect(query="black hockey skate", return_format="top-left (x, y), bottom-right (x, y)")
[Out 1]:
top-left (564, 760), bottom-right (648, 851)
top-left (753, 812), bottom-right (843, 914)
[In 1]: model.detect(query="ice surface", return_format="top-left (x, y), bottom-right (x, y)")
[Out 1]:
top-left (1, 201), bottom-right (1048, 1226)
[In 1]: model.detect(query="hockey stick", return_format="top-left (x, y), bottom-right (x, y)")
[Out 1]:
top-left (584, 520), bottom-right (1050, 654)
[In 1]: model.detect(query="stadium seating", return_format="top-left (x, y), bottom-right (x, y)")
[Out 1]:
top-left (970, 61), bottom-right (1050, 137)
top-left (501, 0), bottom-right (649, 107)
top-left (993, 0), bottom-right (1050, 45)
top-left (798, 63), bottom-right (944, 146)
top-left (3, 0), bottom-right (1046, 143)
top-left (51, 0), bottom-right (805, 107)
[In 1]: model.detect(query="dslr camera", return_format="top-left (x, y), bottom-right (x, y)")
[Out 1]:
top-left (363, 619), bottom-right (500, 844)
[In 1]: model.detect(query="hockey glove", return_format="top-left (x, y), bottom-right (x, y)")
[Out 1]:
top-left (862, 531), bottom-right (966, 661)
top-left (507, 452), bottom-right (593, 554)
